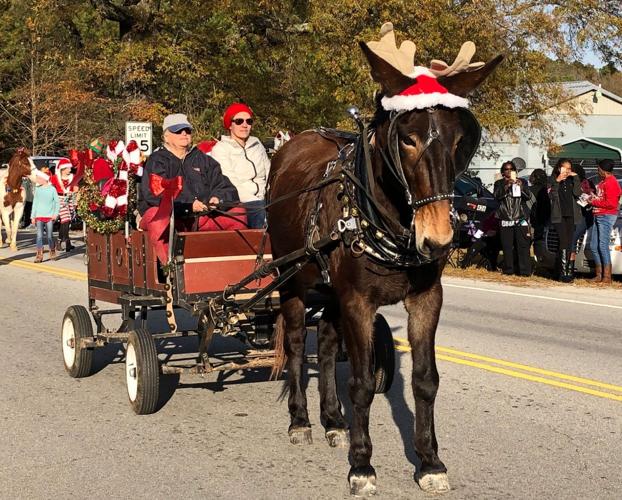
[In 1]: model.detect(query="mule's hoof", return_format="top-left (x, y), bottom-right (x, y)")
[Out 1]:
top-left (288, 427), bottom-right (313, 445)
top-left (348, 467), bottom-right (377, 497)
top-left (416, 472), bottom-right (451, 494)
top-left (325, 428), bottom-right (349, 448)
top-left (9, 244), bottom-right (17, 251)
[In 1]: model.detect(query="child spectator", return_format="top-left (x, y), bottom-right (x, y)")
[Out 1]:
top-left (51, 158), bottom-right (78, 252)
top-left (31, 167), bottom-right (59, 263)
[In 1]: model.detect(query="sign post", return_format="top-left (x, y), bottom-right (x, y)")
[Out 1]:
top-left (125, 121), bottom-right (153, 156)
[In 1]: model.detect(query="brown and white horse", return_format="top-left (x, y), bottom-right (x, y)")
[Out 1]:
top-left (1, 148), bottom-right (33, 250)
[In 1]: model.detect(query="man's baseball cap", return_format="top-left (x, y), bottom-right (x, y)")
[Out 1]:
top-left (162, 113), bottom-right (193, 133)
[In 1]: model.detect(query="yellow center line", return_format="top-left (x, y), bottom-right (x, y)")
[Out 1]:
top-left (1, 257), bottom-right (87, 281)
top-left (395, 343), bottom-right (622, 402)
top-left (394, 337), bottom-right (622, 394)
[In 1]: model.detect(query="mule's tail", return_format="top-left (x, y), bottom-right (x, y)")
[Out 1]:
top-left (270, 313), bottom-right (287, 380)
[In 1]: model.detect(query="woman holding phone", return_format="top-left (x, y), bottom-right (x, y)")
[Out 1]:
top-left (493, 160), bottom-right (534, 276)
top-left (548, 158), bottom-right (582, 282)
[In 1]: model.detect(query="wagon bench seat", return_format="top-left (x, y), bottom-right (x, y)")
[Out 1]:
top-left (173, 230), bottom-right (273, 294)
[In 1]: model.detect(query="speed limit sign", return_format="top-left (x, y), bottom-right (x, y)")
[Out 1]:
top-left (125, 121), bottom-right (153, 156)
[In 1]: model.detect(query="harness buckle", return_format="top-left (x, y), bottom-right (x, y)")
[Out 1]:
top-left (337, 217), bottom-right (358, 233)
top-left (350, 239), bottom-right (366, 257)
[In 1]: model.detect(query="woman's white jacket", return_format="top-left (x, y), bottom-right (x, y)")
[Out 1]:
top-left (210, 135), bottom-right (270, 202)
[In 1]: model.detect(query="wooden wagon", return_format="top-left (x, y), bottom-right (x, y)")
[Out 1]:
top-left (61, 225), bottom-right (395, 414)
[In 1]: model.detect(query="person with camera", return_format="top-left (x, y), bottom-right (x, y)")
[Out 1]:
top-left (548, 158), bottom-right (582, 282)
top-left (493, 160), bottom-right (534, 276)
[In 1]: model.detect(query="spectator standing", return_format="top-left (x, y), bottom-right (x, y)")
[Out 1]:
top-left (493, 161), bottom-right (534, 276)
top-left (20, 174), bottom-right (34, 228)
top-left (31, 167), bottom-right (59, 263)
top-left (51, 158), bottom-right (78, 252)
top-left (528, 168), bottom-right (550, 242)
top-left (589, 159), bottom-right (622, 284)
top-left (569, 164), bottom-right (595, 271)
top-left (210, 103), bottom-right (271, 229)
top-left (549, 159), bottom-right (582, 282)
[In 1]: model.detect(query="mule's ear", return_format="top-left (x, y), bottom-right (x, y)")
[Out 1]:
top-left (359, 41), bottom-right (415, 96)
top-left (438, 55), bottom-right (504, 97)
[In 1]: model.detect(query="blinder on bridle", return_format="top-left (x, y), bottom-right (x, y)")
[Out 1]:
top-left (385, 106), bottom-right (482, 213)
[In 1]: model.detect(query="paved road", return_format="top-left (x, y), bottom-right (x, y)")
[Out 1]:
top-left (1, 231), bottom-right (621, 499)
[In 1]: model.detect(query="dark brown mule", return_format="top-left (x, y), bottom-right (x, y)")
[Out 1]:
top-left (268, 43), bottom-right (501, 495)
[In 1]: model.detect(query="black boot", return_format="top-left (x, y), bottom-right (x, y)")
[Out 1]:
top-left (565, 258), bottom-right (575, 283)
top-left (559, 249), bottom-right (573, 283)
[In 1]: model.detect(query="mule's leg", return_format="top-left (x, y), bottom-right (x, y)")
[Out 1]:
top-left (340, 296), bottom-right (377, 496)
top-left (405, 282), bottom-right (450, 493)
top-left (281, 291), bottom-right (313, 445)
top-left (318, 304), bottom-right (348, 448)
top-left (10, 204), bottom-right (24, 250)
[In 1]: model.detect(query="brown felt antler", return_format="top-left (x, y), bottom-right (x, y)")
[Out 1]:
top-left (429, 41), bottom-right (485, 77)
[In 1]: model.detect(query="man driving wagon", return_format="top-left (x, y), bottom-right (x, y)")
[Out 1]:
top-left (139, 113), bottom-right (247, 263)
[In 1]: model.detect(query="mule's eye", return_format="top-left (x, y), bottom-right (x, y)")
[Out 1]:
top-left (400, 136), bottom-right (417, 148)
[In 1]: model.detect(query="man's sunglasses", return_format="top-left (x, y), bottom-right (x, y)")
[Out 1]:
top-left (171, 128), bottom-right (192, 135)
top-left (232, 118), bottom-right (254, 126)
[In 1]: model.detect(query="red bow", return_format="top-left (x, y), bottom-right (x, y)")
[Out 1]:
top-left (150, 174), bottom-right (183, 199)
top-left (149, 174), bottom-right (184, 240)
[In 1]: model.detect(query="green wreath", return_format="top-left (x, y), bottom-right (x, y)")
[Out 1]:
top-left (77, 168), bottom-right (137, 234)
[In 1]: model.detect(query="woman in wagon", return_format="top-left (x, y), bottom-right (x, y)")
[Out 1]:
top-left (50, 158), bottom-right (78, 252)
top-left (139, 113), bottom-right (246, 263)
top-left (210, 102), bottom-right (271, 229)
top-left (31, 167), bottom-right (60, 263)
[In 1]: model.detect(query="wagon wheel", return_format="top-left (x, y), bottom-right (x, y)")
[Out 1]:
top-left (372, 314), bottom-right (395, 394)
top-left (61, 305), bottom-right (94, 378)
top-left (125, 328), bottom-right (160, 415)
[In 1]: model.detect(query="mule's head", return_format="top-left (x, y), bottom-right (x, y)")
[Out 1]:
top-left (360, 39), bottom-right (502, 260)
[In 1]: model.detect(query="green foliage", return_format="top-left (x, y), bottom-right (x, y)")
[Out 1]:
top-left (0, 0), bottom-right (620, 158)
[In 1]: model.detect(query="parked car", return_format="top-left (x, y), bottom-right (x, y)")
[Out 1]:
top-left (534, 177), bottom-right (622, 276)
top-left (29, 156), bottom-right (63, 173)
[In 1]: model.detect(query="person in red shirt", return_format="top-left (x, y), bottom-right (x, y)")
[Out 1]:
top-left (588, 159), bottom-right (621, 284)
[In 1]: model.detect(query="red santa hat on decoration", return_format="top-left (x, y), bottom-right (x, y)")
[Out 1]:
top-left (380, 67), bottom-right (469, 111)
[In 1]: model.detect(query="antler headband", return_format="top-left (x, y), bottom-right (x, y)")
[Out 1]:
top-left (365, 23), bottom-right (485, 110)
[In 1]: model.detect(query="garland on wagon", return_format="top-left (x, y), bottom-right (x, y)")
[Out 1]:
top-left (76, 139), bottom-right (144, 234)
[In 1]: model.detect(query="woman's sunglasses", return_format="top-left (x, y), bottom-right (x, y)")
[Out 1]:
top-left (171, 128), bottom-right (192, 135)
top-left (232, 118), bottom-right (254, 126)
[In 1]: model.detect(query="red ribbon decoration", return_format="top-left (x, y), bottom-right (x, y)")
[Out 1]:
top-left (149, 174), bottom-right (184, 240)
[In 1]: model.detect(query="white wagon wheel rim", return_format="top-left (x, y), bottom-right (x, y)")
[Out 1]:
top-left (62, 317), bottom-right (76, 367)
top-left (126, 343), bottom-right (138, 401)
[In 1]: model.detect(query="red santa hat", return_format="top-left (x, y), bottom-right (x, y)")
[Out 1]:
top-left (223, 103), bottom-right (254, 129)
top-left (380, 67), bottom-right (469, 111)
top-left (55, 158), bottom-right (73, 193)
